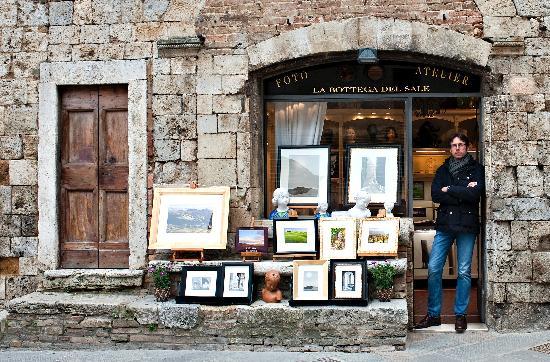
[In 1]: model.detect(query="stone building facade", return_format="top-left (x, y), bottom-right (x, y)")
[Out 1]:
top-left (0, 0), bottom-right (548, 333)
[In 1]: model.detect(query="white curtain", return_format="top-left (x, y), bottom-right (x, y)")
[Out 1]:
top-left (274, 102), bottom-right (327, 146)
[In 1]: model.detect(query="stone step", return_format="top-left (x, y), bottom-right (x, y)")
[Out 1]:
top-left (2, 291), bottom-right (408, 351)
top-left (41, 269), bottom-right (144, 291)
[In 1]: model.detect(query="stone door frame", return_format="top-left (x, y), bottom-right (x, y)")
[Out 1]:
top-left (37, 60), bottom-right (148, 270)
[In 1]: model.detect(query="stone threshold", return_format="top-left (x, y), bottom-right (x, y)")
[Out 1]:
top-left (41, 269), bottom-right (144, 291)
top-left (149, 258), bottom-right (408, 276)
top-left (413, 323), bottom-right (489, 332)
top-left (3, 291), bottom-right (408, 351)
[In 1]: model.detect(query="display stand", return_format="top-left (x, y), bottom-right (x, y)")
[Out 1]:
top-left (272, 253), bottom-right (317, 260)
top-left (171, 248), bottom-right (205, 262)
top-left (241, 251), bottom-right (262, 261)
top-left (357, 252), bottom-right (398, 258)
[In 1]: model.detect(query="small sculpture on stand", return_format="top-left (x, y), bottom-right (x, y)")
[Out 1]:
top-left (269, 188), bottom-right (292, 220)
top-left (314, 202), bottom-right (331, 219)
top-left (384, 201), bottom-right (394, 217)
top-left (347, 191), bottom-right (371, 218)
top-left (261, 270), bottom-right (283, 303)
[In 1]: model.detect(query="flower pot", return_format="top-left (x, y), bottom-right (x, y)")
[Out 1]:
top-left (154, 287), bottom-right (170, 302)
top-left (376, 288), bottom-right (393, 302)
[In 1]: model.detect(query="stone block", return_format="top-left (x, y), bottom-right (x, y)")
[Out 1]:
top-left (152, 95), bottom-right (182, 116)
top-left (545, 166), bottom-right (550, 197)
top-left (0, 215), bottom-right (20, 237)
top-left (153, 75), bottom-right (195, 95)
top-left (72, 44), bottom-right (99, 61)
top-left (228, 207), bottom-right (253, 233)
top-left (519, 166), bottom-right (544, 197)
top-left (197, 94), bottom-right (213, 115)
top-left (18, 1), bottom-right (48, 26)
top-left (153, 115), bottom-right (197, 140)
top-left (182, 94), bottom-right (196, 114)
top-left (22, 136), bottom-right (37, 159)
top-left (80, 317), bottom-right (112, 328)
top-left (530, 284), bottom-right (550, 303)
top-left (526, 38), bottom-right (550, 56)
top-left (487, 221), bottom-right (511, 251)
top-left (511, 221), bottom-right (529, 250)
top-left (212, 95), bottom-right (243, 114)
top-left (11, 186), bottom-right (37, 214)
top-left (1, 27), bottom-right (23, 52)
top-left (532, 252), bottom-right (550, 282)
top-left (21, 215), bottom-right (37, 237)
top-left (158, 303), bottom-right (199, 329)
top-left (171, 58), bottom-right (197, 75)
top-left (197, 115), bottom-right (217, 134)
top-left (0, 237), bottom-right (12, 257)
top-left (196, 75), bottom-right (222, 95)
top-left (143, 0), bottom-right (170, 21)
top-left (124, 42), bottom-right (153, 59)
top-left (510, 56), bottom-right (535, 74)
top-left (213, 55), bottom-right (248, 75)
top-left (237, 132), bottom-right (251, 188)
top-left (506, 283), bottom-right (531, 302)
top-left (9, 160), bottom-right (37, 185)
top-left (180, 140), bottom-right (197, 162)
top-left (48, 44), bottom-right (72, 62)
top-left (197, 133), bottom-right (236, 159)
top-left (154, 139), bottom-right (180, 162)
top-left (152, 58), bottom-right (170, 75)
top-left (504, 76), bottom-right (537, 95)
top-left (0, 161), bottom-right (8, 185)
top-left (80, 25), bottom-right (110, 44)
top-left (11, 237), bottom-right (38, 257)
top-left (0, 1), bottom-right (17, 26)
top-left (484, 17), bottom-right (539, 40)
top-left (527, 112), bottom-right (550, 140)
top-left (492, 165), bottom-right (517, 197)
top-left (18, 257), bottom-right (38, 276)
top-left (49, 1), bottom-right (73, 26)
top-left (48, 26), bottom-right (80, 45)
top-left (198, 159), bottom-right (237, 186)
top-left (99, 43), bottom-right (125, 60)
top-left (0, 136), bottom-right (22, 160)
top-left (486, 95), bottom-right (545, 113)
top-left (514, 0), bottom-right (550, 16)
top-left (22, 27), bottom-right (48, 52)
top-left (217, 114), bottom-right (240, 133)
top-left (487, 250), bottom-right (532, 282)
top-left (528, 221), bottom-right (550, 251)
top-left (222, 75), bottom-right (247, 94)
top-left (4, 105), bottom-right (38, 135)
top-left (153, 161), bottom-right (197, 185)
top-left (492, 141), bottom-right (540, 166)
top-left (110, 24), bottom-right (134, 43)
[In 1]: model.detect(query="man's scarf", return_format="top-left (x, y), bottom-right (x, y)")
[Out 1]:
top-left (448, 153), bottom-right (473, 177)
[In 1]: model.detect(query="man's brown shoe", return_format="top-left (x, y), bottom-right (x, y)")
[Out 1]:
top-left (414, 314), bottom-right (441, 329)
top-left (455, 315), bottom-right (467, 333)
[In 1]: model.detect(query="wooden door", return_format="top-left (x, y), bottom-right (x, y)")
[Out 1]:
top-left (60, 85), bottom-right (129, 269)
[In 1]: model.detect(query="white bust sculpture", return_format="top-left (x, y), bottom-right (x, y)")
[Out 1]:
top-left (269, 188), bottom-right (290, 219)
top-left (347, 191), bottom-right (371, 218)
top-left (384, 201), bottom-right (394, 217)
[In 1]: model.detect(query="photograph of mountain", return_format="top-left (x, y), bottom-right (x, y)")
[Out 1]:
top-left (286, 154), bottom-right (320, 197)
top-left (166, 206), bottom-right (213, 233)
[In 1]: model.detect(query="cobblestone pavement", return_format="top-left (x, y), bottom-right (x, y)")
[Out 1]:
top-left (0, 330), bottom-right (549, 361)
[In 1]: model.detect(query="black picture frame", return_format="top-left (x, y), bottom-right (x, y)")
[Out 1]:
top-left (277, 145), bottom-right (331, 206)
top-left (344, 143), bottom-right (402, 207)
top-left (273, 218), bottom-right (319, 255)
top-left (329, 259), bottom-right (368, 306)
top-left (221, 262), bottom-right (254, 305)
top-left (413, 181), bottom-right (425, 200)
top-left (235, 227), bottom-right (268, 253)
top-left (177, 265), bottom-right (222, 305)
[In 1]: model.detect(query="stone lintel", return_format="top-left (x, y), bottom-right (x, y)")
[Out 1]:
top-left (41, 269), bottom-right (144, 291)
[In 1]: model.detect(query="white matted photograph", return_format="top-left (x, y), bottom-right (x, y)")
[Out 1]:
top-left (273, 219), bottom-right (318, 254)
top-left (333, 262), bottom-right (365, 299)
top-left (185, 270), bottom-right (219, 297)
top-left (149, 186), bottom-right (230, 250)
top-left (293, 260), bottom-right (329, 301)
top-left (347, 146), bottom-right (399, 204)
top-left (278, 146), bottom-right (330, 205)
top-left (319, 218), bottom-right (357, 260)
top-left (222, 264), bottom-right (252, 298)
top-left (358, 218), bottom-right (399, 256)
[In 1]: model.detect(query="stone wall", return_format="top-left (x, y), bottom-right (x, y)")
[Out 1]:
top-left (482, 1), bottom-right (550, 331)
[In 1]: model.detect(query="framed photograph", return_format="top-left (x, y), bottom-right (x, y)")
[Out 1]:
top-left (319, 218), bottom-right (357, 260)
top-left (292, 260), bottom-right (329, 301)
top-left (148, 186), bottom-right (230, 250)
top-left (277, 146), bottom-right (330, 205)
top-left (273, 219), bottom-right (318, 255)
top-left (235, 227), bottom-right (268, 253)
top-left (413, 181), bottom-right (425, 200)
top-left (330, 260), bottom-right (368, 302)
top-left (178, 265), bottom-right (221, 304)
top-left (357, 218), bottom-right (399, 256)
top-left (221, 262), bottom-right (254, 305)
top-left (346, 145), bottom-right (400, 205)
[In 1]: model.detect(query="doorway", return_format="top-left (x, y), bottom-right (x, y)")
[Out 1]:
top-left (59, 85), bottom-right (130, 269)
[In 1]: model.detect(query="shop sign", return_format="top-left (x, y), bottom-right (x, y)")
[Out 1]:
top-left (264, 61), bottom-right (480, 95)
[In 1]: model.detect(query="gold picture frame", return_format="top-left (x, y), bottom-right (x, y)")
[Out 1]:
top-left (148, 186), bottom-right (230, 250)
top-left (292, 260), bottom-right (329, 301)
top-left (319, 218), bottom-right (357, 260)
top-left (357, 217), bottom-right (399, 256)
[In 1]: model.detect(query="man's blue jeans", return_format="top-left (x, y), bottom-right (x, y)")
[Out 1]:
top-left (427, 230), bottom-right (476, 317)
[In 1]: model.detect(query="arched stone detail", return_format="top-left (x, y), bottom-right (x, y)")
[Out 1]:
top-left (247, 16), bottom-right (492, 71)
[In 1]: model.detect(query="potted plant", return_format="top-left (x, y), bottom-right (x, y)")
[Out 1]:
top-left (148, 263), bottom-right (174, 302)
top-left (369, 261), bottom-right (396, 302)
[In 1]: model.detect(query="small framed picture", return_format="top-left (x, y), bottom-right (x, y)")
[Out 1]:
top-left (346, 145), bottom-right (400, 205)
top-left (330, 260), bottom-right (368, 302)
top-left (319, 218), bottom-right (357, 260)
top-left (235, 227), bottom-right (268, 253)
top-left (413, 181), bottom-right (425, 200)
top-left (357, 218), bottom-right (399, 256)
top-left (278, 145), bottom-right (330, 206)
top-left (221, 262), bottom-right (254, 305)
top-left (273, 219), bottom-right (318, 255)
top-left (292, 260), bottom-right (329, 301)
top-left (178, 265), bottom-right (221, 304)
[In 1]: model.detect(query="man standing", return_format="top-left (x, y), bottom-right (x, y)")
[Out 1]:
top-left (415, 134), bottom-right (484, 333)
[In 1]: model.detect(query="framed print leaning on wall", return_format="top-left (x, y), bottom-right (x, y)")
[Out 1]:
top-left (278, 146), bottom-right (330, 205)
top-left (148, 186), bottom-right (230, 250)
top-left (177, 265), bottom-right (221, 305)
top-left (330, 259), bottom-right (368, 302)
top-left (221, 262), bottom-right (254, 305)
top-left (319, 218), bottom-right (357, 260)
top-left (292, 260), bottom-right (329, 301)
top-left (357, 218), bottom-right (399, 256)
top-left (346, 145), bottom-right (400, 205)
top-left (273, 219), bottom-right (318, 255)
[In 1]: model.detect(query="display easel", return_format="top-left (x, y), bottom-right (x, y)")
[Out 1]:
top-left (171, 248), bottom-right (205, 262)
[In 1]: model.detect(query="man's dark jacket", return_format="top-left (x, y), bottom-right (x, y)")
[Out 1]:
top-left (431, 156), bottom-right (484, 234)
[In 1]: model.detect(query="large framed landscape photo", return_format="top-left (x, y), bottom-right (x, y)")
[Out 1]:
top-left (346, 145), bottom-right (400, 205)
top-left (278, 146), bottom-right (330, 205)
top-left (148, 186), bottom-right (230, 250)
top-left (273, 219), bottom-right (318, 255)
